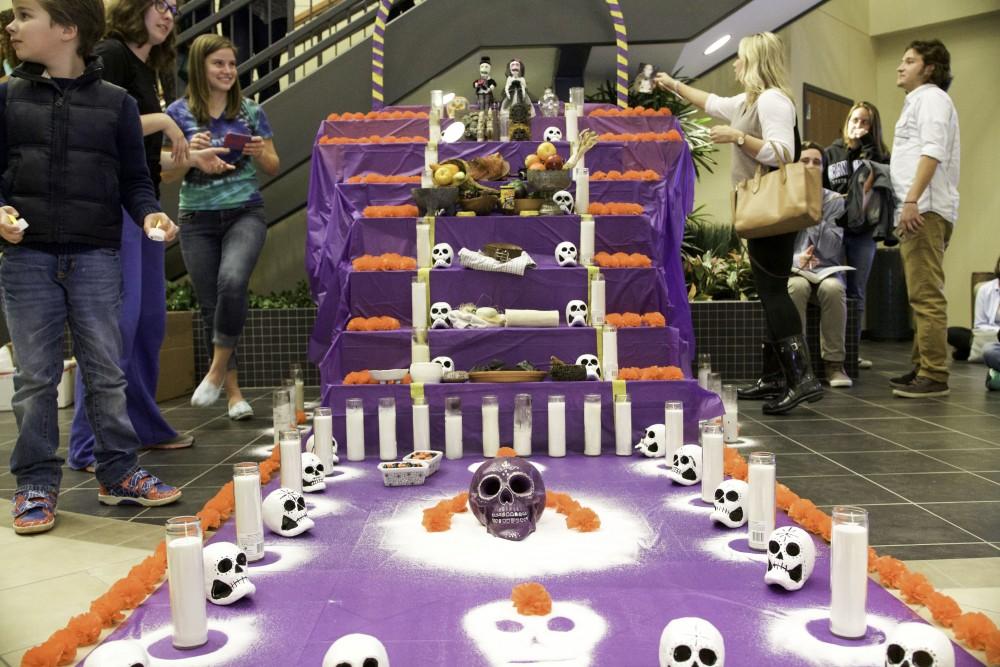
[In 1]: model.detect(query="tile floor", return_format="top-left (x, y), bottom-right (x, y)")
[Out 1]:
top-left (0, 340), bottom-right (997, 665)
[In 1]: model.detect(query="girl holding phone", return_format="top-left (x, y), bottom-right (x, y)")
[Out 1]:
top-left (166, 34), bottom-right (280, 419)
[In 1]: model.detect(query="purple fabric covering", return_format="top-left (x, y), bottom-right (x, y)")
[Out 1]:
top-left (95, 454), bottom-right (980, 666)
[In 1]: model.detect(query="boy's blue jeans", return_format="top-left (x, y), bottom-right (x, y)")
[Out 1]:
top-left (1, 246), bottom-right (141, 497)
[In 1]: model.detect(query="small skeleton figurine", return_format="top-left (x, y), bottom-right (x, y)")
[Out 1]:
top-left (474, 56), bottom-right (498, 141)
top-left (501, 59), bottom-right (534, 117)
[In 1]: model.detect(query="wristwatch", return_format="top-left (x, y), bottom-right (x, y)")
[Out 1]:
top-left (736, 133), bottom-right (746, 147)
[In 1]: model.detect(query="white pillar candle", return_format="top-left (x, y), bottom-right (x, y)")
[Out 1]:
top-left (747, 451), bottom-right (776, 550)
top-left (345, 398), bottom-right (365, 461)
top-left (663, 401), bottom-right (683, 461)
top-left (412, 397), bottom-right (430, 452)
top-left (416, 219), bottom-right (432, 268)
top-left (574, 167), bottom-right (589, 217)
top-left (378, 397), bottom-right (397, 461)
top-left (590, 272), bottom-right (606, 325)
top-left (580, 214), bottom-right (595, 265)
top-left (412, 328), bottom-right (430, 363)
top-left (430, 90), bottom-right (444, 112)
top-left (513, 393), bottom-right (532, 457)
top-left (429, 123), bottom-right (441, 145)
top-left (697, 353), bottom-right (711, 390)
top-left (614, 393), bottom-right (632, 456)
top-left (165, 517), bottom-right (207, 649)
top-left (576, 150), bottom-right (586, 173)
top-left (272, 388), bottom-right (292, 447)
top-left (445, 396), bottom-right (463, 459)
top-left (722, 384), bottom-right (739, 443)
top-left (482, 395), bottom-right (500, 457)
top-left (411, 278), bottom-right (428, 329)
top-left (830, 506), bottom-right (869, 638)
top-left (548, 395), bottom-right (566, 457)
top-left (279, 430), bottom-right (303, 494)
top-left (584, 394), bottom-right (602, 456)
top-left (499, 110), bottom-right (510, 142)
top-left (700, 424), bottom-right (724, 504)
top-left (290, 363), bottom-right (305, 418)
top-left (601, 326), bottom-right (618, 381)
top-left (423, 144), bottom-right (437, 189)
top-left (312, 407), bottom-right (335, 473)
top-left (708, 371), bottom-right (723, 399)
top-left (565, 107), bottom-right (579, 144)
top-left (233, 463), bottom-right (264, 562)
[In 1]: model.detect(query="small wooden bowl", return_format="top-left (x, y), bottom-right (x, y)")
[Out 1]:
top-left (483, 243), bottom-right (524, 263)
top-left (513, 198), bottom-right (544, 213)
top-left (459, 194), bottom-right (499, 215)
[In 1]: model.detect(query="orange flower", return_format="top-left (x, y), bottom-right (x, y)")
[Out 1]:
top-left (421, 506), bottom-right (452, 532)
top-left (642, 312), bottom-right (666, 327)
top-left (590, 170), bottom-right (607, 180)
top-left (448, 492), bottom-right (469, 513)
top-left (873, 555), bottom-right (908, 588)
top-left (952, 612), bottom-right (997, 650)
top-left (898, 571), bottom-right (934, 605)
top-left (622, 313), bottom-right (644, 328)
top-left (605, 313), bottom-right (625, 328)
top-left (497, 446), bottom-right (518, 458)
top-left (511, 582), bottom-right (553, 616)
top-left (567, 507), bottom-right (601, 532)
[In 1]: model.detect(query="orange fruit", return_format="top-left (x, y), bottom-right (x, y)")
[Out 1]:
top-left (536, 142), bottom-right (557, 159)
top-left (527, 162), bottom-right (546, 171)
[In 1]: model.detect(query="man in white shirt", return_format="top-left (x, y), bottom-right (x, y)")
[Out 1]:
top-left (888, 39), bottom-right (960, 398)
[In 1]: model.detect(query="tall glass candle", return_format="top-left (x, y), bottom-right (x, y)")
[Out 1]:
top-left (312, 407), bottom-right (335, 473)
top-left (747, 451), bottom-right (776, 550)
top-left (548, 395), bottom-right (566, 457)
top-left (429, 118), bottom-right (442, 145)
top-left (614, 393), bottom-right (632, 456)
top-left (279, 429), bottom-right (303, 494)
top-left (411, 328), bottom-right (430, 363)
top-left (499, 110), bottom-right (510, 142)
top-left (700, 424), bottom-right (724, 503)
top-left (290, 362), bottom-right (305, 420)
top-left (233, 462), bottom-right (264, 562)
top-left (575, 167), bottom-right (589, 218)
top-left (430, 89), bottom-right (444, 112)
top-left (830, 506), bottom-right (869, 638)
top-left (565, 107), bottom-right (579, 143)
top-left (272, 388), bottom-right (292, 447)
top-left (697, 353), bottom-right (711, 389)
top-left (579, 214), bottom-right (595, 265)
top-left (378, 397), bottom-right (397, 461)
top-left (569, 86), bottom-right (584, 115)
top-left (708, 371), bottom-right (723, 399)
top-left (411, 277), bottom-right (428, 329)
top-left (513, 393), bottom-right (532, 456)
top-left (412, 396), bottom-right (430, 452)
top-left (482, 395), bottom-right (500, 457)
top-left (445, 396), bottom-right (463, 459)
top-left (590, 272), bottom-right (606, 325)
top-left (416, 219), bottom-right (432, 268)
top-left (424, 142), bottom-right (438, 172)
top-left (345, 398), bottom-right (365, 461)
top-left (722, 384), bottom-right (739, 443)
top-left (165, 516), bottom-right (207, 649)
top-left (584, 394), bottom-right (602, 456)
top-left (601, 326), bottom-right (618, 381)
top-left (664, 401), bottom-right (683, 461)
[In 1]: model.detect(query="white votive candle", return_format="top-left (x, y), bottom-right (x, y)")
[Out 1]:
top-left (580, 214), bottom-right (595, 265)
top-left (747, 451), bottom-right (776, 550)
top-left (584, 394), bottom-right (602, 456)
top-left (700, 424), bottom-right (724, 503)
top-left (697, 353), bottom-right (711, 390)
top-left (424, 142), bottom-right (438, 172)
top-left (233, 463), bottom-right (264, 562)
top-left (272, 388), bottom-right (292, 447)
top-left (664, 401), bottom-right (683, 461)
top-left (411, 278), bottom-right (428, 329)
top-left (830, 506), bottom-right (869, 638)
top-left (722, 384), bottom-right (739, 443)
top-left (513, 393), bottom-right (532, 456)
top-left (590, 272), bottom-right (606, 325)
top-left (601, 326), bottom-right (619, 381)
top-left (575, 167), bottom-right (589, 216)
top-left (412, 328), bottom-right (430, 363)
top-left (412, 397), bottom-right (430, 452)
top-left (565, 107), bottom-right (579, 143)
top-left (614, 393), bottom-right (632, 456)
top-left (482, 395), bottom-right (500, 457)
top-left (445, 397), bottom-right (463, 459)
top-left (548, 395), bottom-right (566, 457)
top-left (345, 398), bottom-right (365, 461)
top-left (165, 517), bottom-right (207, 649)
top-left (416, 219), bottom-right (432, 268)
top-left (429, 121), bottom-right (441, 145)
top-left (312, 407), bottom-right (335, 473)
top-left (290, 363), bottom-right (305, 417)
top-left (279, 429), bottom-right (303, 494)
top-left (378, 397), bottom-right (397, 461)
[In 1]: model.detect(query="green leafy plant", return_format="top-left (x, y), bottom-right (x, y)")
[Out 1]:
top-left (166, 279), bottom-right (316, 311)
top-left (165, 280), bottom-right (198, 311)
top-left (681, 207), bottom-right (757, 301)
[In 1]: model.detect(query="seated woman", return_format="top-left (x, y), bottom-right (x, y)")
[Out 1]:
top-left (986, 335), bottom-right (1000, 391)
top-left (947, 255), bottom-right (1000, 361)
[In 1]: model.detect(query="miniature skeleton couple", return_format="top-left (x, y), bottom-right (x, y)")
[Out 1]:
top-left (474, 56), bottom-right (535, 116)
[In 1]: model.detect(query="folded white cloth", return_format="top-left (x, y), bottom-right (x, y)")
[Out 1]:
top-left (448, 309), bottom-right (501, 329)
top-left (458, 247), bottom-right (536, 276)
top-left (504, 309), bottom-right (560, 328)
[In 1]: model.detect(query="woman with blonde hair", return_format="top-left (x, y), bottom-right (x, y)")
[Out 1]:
top-left (656, 32), bottom-right (822, 413)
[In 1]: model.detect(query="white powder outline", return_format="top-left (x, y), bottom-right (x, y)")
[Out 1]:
top-left (766, 607), bottom-right (895, 666)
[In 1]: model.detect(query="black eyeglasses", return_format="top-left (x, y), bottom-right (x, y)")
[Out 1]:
top-left (153, 0), bottom-right (179, 17)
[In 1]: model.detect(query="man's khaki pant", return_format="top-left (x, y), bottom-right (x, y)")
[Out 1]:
top-left (788, 276), bottom-right (846, 363)
top-left (900, 212), bottom-right (952, 383)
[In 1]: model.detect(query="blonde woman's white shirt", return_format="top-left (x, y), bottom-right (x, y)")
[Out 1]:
top-left (890, 83), bottom-right (961, 224)
top-left (705, 89), bottom-right (796, 166)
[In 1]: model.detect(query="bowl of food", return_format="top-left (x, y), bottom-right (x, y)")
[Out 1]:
top-left (513, 198), bottom-right (544, 213)
top-left (459, 194), bottom-right (499, 215)
top-left (403, 450), bottom-right (442, 475)
top-left (409, 362), bottom-right (443, 384)
top-left (370, 368), bottom-right (408, 384)
top-left (378, 460), bottom-right (429, 487)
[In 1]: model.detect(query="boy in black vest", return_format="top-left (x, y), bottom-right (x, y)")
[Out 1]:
top-left (0, 0), bottom-right (182, 534)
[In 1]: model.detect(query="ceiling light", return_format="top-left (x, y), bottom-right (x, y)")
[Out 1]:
top-left (704, 34), bottom-right (731, 55)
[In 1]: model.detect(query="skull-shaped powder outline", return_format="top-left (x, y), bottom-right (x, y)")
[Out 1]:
top-left (658, 617), bottom-right (725, 667)
top-left (431, 242), bottom-right (453, 268)
top-left (552, 190), bottom-right (575, 215)
top-left (202, 541), bottom-right (255, 606)
top-left (430, 302), bottom-right (452, 329)
top-left (431, 356), bottom-right (455, 373)
top-left (321, 633), bottom-right (391, 667)
top-left (635, 423), bottom-right (666, 458)
top-left (566, 300), bottom-right (588, 327)
top-left (764, 526), bottom-right (816, 591)
top-left (710, 479), bottom-right (749, 528)
top-left (667, 444), bottom-right (702, 486)
top-left (554, 241), bottom-right (578, 267)
top-left (301, 452), bottom-right (327, 492)
top-left (543, 126), bottom-right (563, 143)
top-left (262, 487), bottom-right (314, 537)
top-left (468, 456), bottom-right (546, 541)
top-left (884, 622), bottom-right (955, 667)
top-left (575, 353), bottom-right (601, 380)
top-left (84, 639), bottom-right (150, 667)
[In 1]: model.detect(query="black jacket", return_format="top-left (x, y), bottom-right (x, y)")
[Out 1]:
top-left (823, 137), bottom-right (889, 233)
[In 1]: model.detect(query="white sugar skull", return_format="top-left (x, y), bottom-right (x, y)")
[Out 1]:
top-left (575, 353), bottom-right (601, 380)
top-left (667, 444), bottom-right (702, 486)
top-left (885, 622), bottom-right (954, 667)
top-left (203, 541), bottom-right (255, 606)
top-left (301, 452), bottom-right (327, 492)
top-left (85, 640), bottom-right (150, 667)
top-left (431, 356), bottom-right (455, 373)
top-left (306, 433), bottom-right (340, 469)
top-left (552, 190), bottom-right (575, 215)
top-left (432, 242), bottom-right (453, 268)
top-left (710, 479), bottom-right (749, 528)
top-left (764, 526), bottom-right (816, 591)
top-left (322, 633), bottom-right (390, 667)
top-left (430, 301), bottom-right (452, 329)
top-left (262, 487), bottom-right (314, 537)
top-left (635, 424), bottom-right (666, 458)
top-left (464, 599), bottom-right (608, 667)
top-left (659, 617), bottom-right (725, 667)
top-left (566, 300), bottom-right (588, 327)
top-left (543, 126), bottom-right (563, 143)
top-left (555, 241), bottom-right (578, 267)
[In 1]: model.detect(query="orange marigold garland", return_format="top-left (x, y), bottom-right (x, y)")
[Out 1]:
top-left (361, 205), bottom-right (420, 218)
top-left (587, 203), bottom-right (645, 216)
top-left (346, 316), bottom-right (401, 331)
top-left (590, 169), bottom-right (661, 181)
top-left (589, 106), bottom-right (672, 117)
top-left (422, 485), bottom-right (600, 534)
top-left (604, 312), bottom-right (666, 328)
top-left (347, 173), bottom-right (422, 184)
top-left (511, 583), bottom-right (553, 615)
top-left (595, 130), bottom-right (682, 142)
top-left (592, 251), bottom-right (651, 267)
top-left (327, 110), bottom-right (429, 121)
top-left (616, 366), bottom-right (684, 381)
top-left (318, 135), bottom-right (428, 145)
top-left (351, 253), bottom-right (418, 270)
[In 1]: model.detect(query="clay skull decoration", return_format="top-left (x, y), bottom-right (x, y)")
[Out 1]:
top-left (552, 190), bottom-right (575, 215)
top-left (575, 353), bottom-right (601, 380)
top-left (710, 479), bottom-right (749, 528)
top-left (262, 487), bottom-right (314, 537)
top-left (432, 242), bottom-right (454, 268)
top-left (430, 302), bottom-right (452, 329)
top-left (667, 444), bottom-right (702, 486)
top-left (543, 126), bottom-right (563, 143)
top-left (468, 455), bottom-right (546, 541)
top-left (566, 300), bottom-right (588, 327)
top-left (884, 622), bottom-right (954, 667)
top-left (634, 424), bottom-right (666, 458)
top-left (306, 433), bottom-right (340, 469)
top-left (659, 617), bottom-right (725, 667)
top-left (764, 526), bottom-right (816, 591)
top-left (84, 639), bottom-right (150, 667)
top-left (431, 356), bottom-right (455, 373)
top-left (202, 541), bottom-right (255, 605)
top-left (555, 241), bottom-right (578, 267)
top-left (301, 452), bottom-right (327, 492)
top-left (321, 633), bottom-right (391, 667)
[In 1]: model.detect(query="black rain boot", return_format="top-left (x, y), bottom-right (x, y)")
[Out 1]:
top-left (763, 335), bottom-right (824, 415)
top-left (738, 340), bottom-right (784, 400)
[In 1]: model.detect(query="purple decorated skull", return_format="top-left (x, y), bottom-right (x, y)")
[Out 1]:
top-left (468, 456), bottom-right (546, 541)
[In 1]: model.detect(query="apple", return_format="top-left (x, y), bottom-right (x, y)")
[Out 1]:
top-left (452, 171), bottom-right (467, 184)
top-left (525, 154), bottom-right (541, 168)
top-left (433, 166), bottom-right (454, 186)
top-left (544, 154), bottom-right (564, 170)
top-left (537, 142), bottom-right (557, 159)
top-left (527, 162), bottom-right (546, 171)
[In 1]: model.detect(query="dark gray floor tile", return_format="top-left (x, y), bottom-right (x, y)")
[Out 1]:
top-left (131, 517), bottom-right (171, 526)
top-left (855, 504), bottom-right (980, 546)
top-left (825, 451), bottom-right (959, 474)
top-left (728, 434), bottom-right (810, 454)
top-left (184, 429), bottom-right (270, 446)
top-left (760, 419), bottom-right (864, 437)
top-left (813, 405), bottom-right (903, 420)
top-left (779, 475), bottom-right (904, 506)
top-left (867, 472), bottom-right (1000, 503)
top-left (139, 444), bottom-right (246, 466)
top-left (919, 502), bottom-right (1000, 541)
top-left (135, 486), bottom-right (220, 518)
top-left (774, 453), bottom-right (852, 477)
top-left (843, 418), bottom-right (946, 437)
top-left (874, 543), bottom-right (999, 560)
top-left (181, 463), bottom-right (247, 489)
top-left (54, 488), bottom-right (165, 519)
top-left (898, 431), bottom-right (1000, 450)
top-left (749, 406), bottom-right (824, 421)
top-left (920, 449), bottom-right (1000, 471)
top-left (979, 472), bottom-right (1000, 483)
top-left (925, 414), bottom-right (1000, 430)
top-left (887, 402), bottom-right (991, 418)
top-left (793, 433), bottom-right (905, 453)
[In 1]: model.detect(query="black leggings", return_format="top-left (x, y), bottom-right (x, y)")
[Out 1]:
top-left (748, 232), bottom-right (802, 341)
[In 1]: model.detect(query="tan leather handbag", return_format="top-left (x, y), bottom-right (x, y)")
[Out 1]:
top-left (732, 143), bottom-right (822, 239)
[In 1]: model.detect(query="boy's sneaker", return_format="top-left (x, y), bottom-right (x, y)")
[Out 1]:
top-left (888, 368), bottom-right (918, 388)
top-left (825, 363), bottom-right (854, 388)
top-left (987, 369), bottom-right (1000, 391)
top-left (892, 376), bottom-right (950, 398)
top-left (12, 490), bottom-right (58, 535)
top-left (98, 469), bottom-right (182, 507)
top-left (858, 358), bottom-right (873, 370)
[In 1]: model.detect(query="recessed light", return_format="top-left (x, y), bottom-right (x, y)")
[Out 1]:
top-left (704, 34), bottom-right (731, 55)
